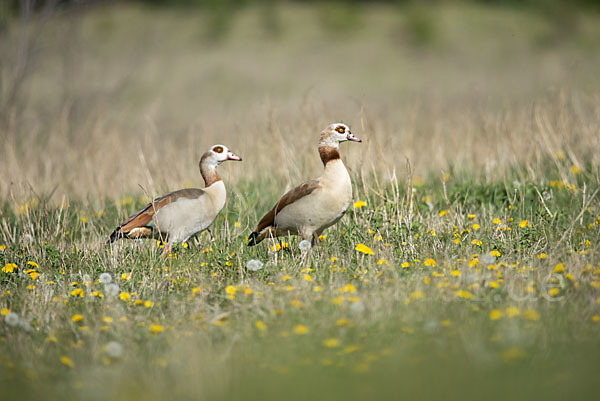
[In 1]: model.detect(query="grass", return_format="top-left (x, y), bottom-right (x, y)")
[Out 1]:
top-left (1, 2), bottom-right (600, 400)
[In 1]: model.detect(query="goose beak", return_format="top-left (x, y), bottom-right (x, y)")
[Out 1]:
top-left (227, 151), bottom-right (242, 161)
top-left (347, 132), bottom-right (362, 143)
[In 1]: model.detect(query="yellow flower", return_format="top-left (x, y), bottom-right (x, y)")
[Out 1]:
top-left (323, 338), bottom-right (340, 348)
top-left (548, 288), bottom-right (560, 297)
top-left (591, 315), bottom-right (600, 323)
top-left (554, 263), bottom-right (566, 273)
top-left (472, 223), bottom-right (480, 230)
top-left (471, 239), bottom-right (482, 246)
top-left (119, 292), bottom-right (130, 301)
top-left (519, 220), bottom-right (531, 228)
top-left (225, 285), bottom-right (237, 295)
top-left (501, 347), bottom-right (526, 363)
top-left (71, 314), bottom-right (84, 323)
top-left (355, 243), bottom-right (374, 255)
top-left (456, 290), bottom-right (474, 299)
top-left (439, 210), bottom-right (449, 216)
top-left (354, 200), bottom-right (367, 209)
top-left (234, 221), bottom-right (241, 228)
top-left (303, 274), bottom-right (312, 282)
top-left (319, 234), bottom-right (327, 241)
top-left (71, 289), bottom-right (85, 298)
top-left (523, 309), bottom-right (540, 321)
top-left (1, 308), bottom-right (10, 315)
top-left (255, 320), bottom-right (267, 331)
top-left (377, 259), bottom-right (389, 265)
top-left (467, 214), bottom-right (476, 220)
top-left (506, 306), bottom-right (520, 318)
top-left (0, 245), bottom-right (5, 251)
top-left (60, 356), bottom-right (74, 368)
top-left (2, 263), bottom-right (17, 273)
top-left (336, 318), bottom-right (350, 326)
top-left (149, 324), bottom-right (165, 334)
top-left (490, 250), bottom-right (501, 257)
top-left (410, 290), bottom-right (424, 300)
top-left (424, 258), bottom-right (436, 267)
top-left (489, 310), bottom-right (503, 320)
top-left (144, 301), bottom-right (154, 308)
top-left (103, 317), bottom-right (113, 324)
top-left (538, 253), bottom-right (548, 259)
top-left (570, 165), bottom-right (580, 174)
top-left (401, 262), bottom-right (410, 268)
top-left (492, 218), bottom-right (502, 225)
top-left (293, 325), bottom-right (309, 335)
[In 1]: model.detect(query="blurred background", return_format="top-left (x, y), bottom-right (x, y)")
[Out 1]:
top-left (1, 0), bottom-right (599, 203)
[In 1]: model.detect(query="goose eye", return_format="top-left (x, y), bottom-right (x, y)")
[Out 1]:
top-left (336, 126), bottom-right (345, 134)
top-left (213, 146), bottom-right (223, 153)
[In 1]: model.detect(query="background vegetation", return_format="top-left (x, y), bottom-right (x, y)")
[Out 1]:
top-left (1, 0), bottom-right (599, 400)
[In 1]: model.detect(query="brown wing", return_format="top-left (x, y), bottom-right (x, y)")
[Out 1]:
top-left (254, 179), bottom-right (321, 234)
top-left (109, 188), bottom-right (205, 242)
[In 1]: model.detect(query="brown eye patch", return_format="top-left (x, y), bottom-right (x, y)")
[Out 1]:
top-left (336, 126), bottom-right (345, 133)
top-left (213, 146), bottom-right (223, 153)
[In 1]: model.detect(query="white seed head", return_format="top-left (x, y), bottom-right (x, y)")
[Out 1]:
top-left (298, 240), bottom-right (312, 251)
top-left (105, 283), bottom-right (119, 297)
top-left (83, 274), bottom-right (91, 283)
top-left (99, 273), bottom-right (112, 284)
top-left (106, 341), bottom-right (124, 358)
top-left (5, 313), bottom-right (19, 327)
top-left (481, 253), bottom-right (495, 265)
top-left (246, 259), bottom-right (264, 271)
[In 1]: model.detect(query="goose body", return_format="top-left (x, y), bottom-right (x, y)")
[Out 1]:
top-left (109, 145), bottom-right (241, 253)
top-left (248, 123), bottom-right (361, 246)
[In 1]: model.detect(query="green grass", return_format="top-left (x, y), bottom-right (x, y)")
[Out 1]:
top-left (1, 161), bottom-right (599, 400)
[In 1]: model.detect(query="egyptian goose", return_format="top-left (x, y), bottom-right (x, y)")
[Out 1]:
top-left (248, 123), bottom-right (361, 247)
top-left (109, 145), bottom-right (242, 254)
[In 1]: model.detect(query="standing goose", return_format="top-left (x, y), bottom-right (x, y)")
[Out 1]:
top-left (248, 123), bottom-right (361, 247)
top-left (109, 145), bottom-right (242, 254)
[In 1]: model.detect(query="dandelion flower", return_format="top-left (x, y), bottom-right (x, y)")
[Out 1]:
top-left (519, 220), bottom-right (531, 228)
top-left (60, 356), bottom-right (74, 368)
top-left (323, 338), bottom-right (340, 348)
top-left (554, 263), bottom-right (566, 273)
top-left (149, 324), bottom-right (165, 334)
top-left (105, 341), bottom-right (123, 358)
top-left (354, 200), bottom-right (367, 209)
top-left (255, 320), bottom-right (267, 331)
top-left (523, 309), bottom-right (540, 321)
top-left (105, 284), bottom-right (120, 297)
top-left (293, 325), bottom-right (309, 335)
top-left (2, 263), bottom-right (17, 273)
top-left (298, 240), bottom-right (312, 251)
top-left (99, 273), bottom-right (112, 284)
top-left (489, 310), bottom-right (503, 320)
top-left (246, 259), bottom-right (264, 271)
top-left (423, 258), bottom-right (436, 267)
top-left (119, 292), bottom-right (130, 301)
top-left (5, 312), bottom-right (19, 326)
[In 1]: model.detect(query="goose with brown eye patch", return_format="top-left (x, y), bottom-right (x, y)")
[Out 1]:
top-left (109, 144), bottom-right (242, 256)
top-left (248, 122), bottom-right (362, 248)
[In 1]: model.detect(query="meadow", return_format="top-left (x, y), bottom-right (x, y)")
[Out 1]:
top-left (1, 2), bottom-right (600, 400)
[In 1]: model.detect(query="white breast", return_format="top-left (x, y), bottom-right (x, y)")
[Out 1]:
top-left (153, 181), bottom-right (227, 243)
top-left (274, 160), bottom-right (352, 238)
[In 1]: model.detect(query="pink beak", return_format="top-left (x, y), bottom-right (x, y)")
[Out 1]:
top-left (227, 151), bottom-right (242, 161)
top-left (347, 132), bottom-right (362, 143)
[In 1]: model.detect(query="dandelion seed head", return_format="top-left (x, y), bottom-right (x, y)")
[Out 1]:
top-left (298, 240), bottom-right (311, 251)
top-left (105, 283), bottom-right (119, 297)
top-left (246, 259), bottom-right (264, 271)
top-left (106, 341), bottom-right (123, 358)
top-left (480, 253), bottom-right (495, 265)
top-left (82, 274), bottom-right (91, 283)
top-left (99, 273), bottom-right (112, 284)
top-left (5, 312), bottom-right (19, 327)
